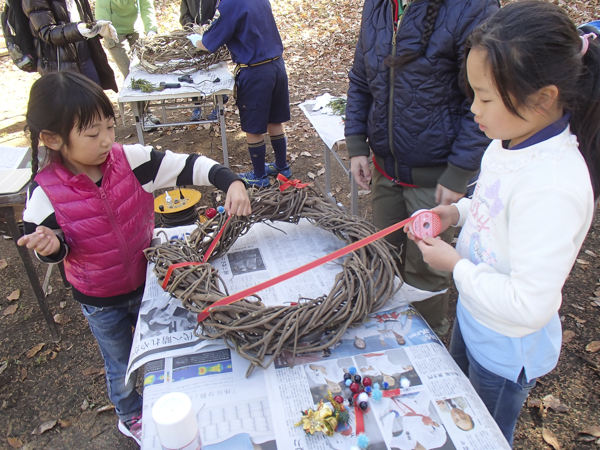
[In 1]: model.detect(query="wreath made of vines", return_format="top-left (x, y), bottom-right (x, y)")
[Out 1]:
top-left (145, 184), bottom-right (402, 376)
top-left (132, 27), bottom-right (231, 74)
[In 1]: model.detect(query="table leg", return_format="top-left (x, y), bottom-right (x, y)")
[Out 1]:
top-left (118, 102), bottom-right (126, 127)
top-left (132, 102), bottom-right (145, 146)
top-left (350, 174), bottom-right (358, 216)
top-left (161, 99), bottom-right (167, 125)
top-left (324, 142), bottom-right (332, 197)
top-left (217, 95), bottom-right (229, 168)
top-left (3, 207), bottom-right (60, 342)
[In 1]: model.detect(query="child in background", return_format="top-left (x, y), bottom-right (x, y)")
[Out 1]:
top-left (408, 2), bottom-right (600, 444)
top-left (18, 72), bottom-right (251, 445)
top-left (189, 0), bottom-right (292, 187)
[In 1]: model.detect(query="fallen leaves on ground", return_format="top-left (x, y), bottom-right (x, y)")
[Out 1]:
top-left (53, 314), bottom-right (71, 325)
top-left (542, 428), bottom-right (561, 449)
top-left (31, 419), bottom-right (57, 435)
top-left (58, 419), bottom-right (71, 428)
top-left (0, 259), bottom-right (7, 270)
top-left (82, 366), bottom-right (101, 376)
top-left (96, 405), bottom-right (115, 413)
top-left (543, 395), bottom-right (570, 413)
top-left (25, 343), bottom-right (45, 358)
top-left (6, 437), bottom-right (22, 448)
top-left (586, 341), bottom-right (600, 353)
top-left (0, 361), bottom-right (8, 375)
top-left (1, 304), bottom-right (18, 318)
top-left (81, 399), bottom-right (89, 411)
top-left (20, 368), bottom-right (27, 382)
top-left (6, 290), bottom-right (19, 301)
top-left (563, 330), bottom-right (576, 343)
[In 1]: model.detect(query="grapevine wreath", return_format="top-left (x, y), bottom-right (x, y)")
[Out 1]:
top-left (145, 182), bottom-right (402, 377)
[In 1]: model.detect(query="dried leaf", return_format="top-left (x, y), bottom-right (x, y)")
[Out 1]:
top-left (358, 190), bottom-right (371, 196)
top-left (577, 259), bottom-right (590, 265)
top-left (172, 137), bottom-right (180, 142)
top-left (82, 366), bottom-right (100, 376)
top-left (125, 134), bottom-right (133, 139)
top-left (585, 250), bottom-right (598, 258)
top-left (20, 368), bottom-right (27, 381)
top-left (31, 419), bottom-right (57, 435)
top-left (58, 419), bottom-right (71, 428)
top-left (53, 314), bottom-right (71, 325)
top-left (316, 168), bottom-right (326, 176)
top-left (580, 426), bottom-right (600, 437)
top-left (96, 405), bottom-right (115, 413)
top-left (81, 399), bottom-right (89, 411)
top-left (59, 301), bottom-right (66, 309)
top-left (542, 428), bottom-right (561, 449)
top-left (567, 313), bottom-right (586, 323)
top-left (49, 352), bottom-right (57, 360)
top-left (0, 361), bottom-right (8, 375)
top-left (586, 341), bottom-right (600, 353)
top-left (307, 172), bottom-right (316, 180)
top-left (594, 290), bottom-right (600, 297)
top-left (543, 395), bottom-right (569, 412)
top-left (6, 290), bottom-right (20, 301)
top-left (0, 259), bottom-right (7, 270)
top-left (26, 343), bottom-right (45, 358)
top-left (7, 437), bottom-right (23, 448)
top-left (563, 330), bottom-right (576, 343)
top-left (2, 304), bottom-right (18, 318)
top-left (300, 151), bottom-right (312, 157)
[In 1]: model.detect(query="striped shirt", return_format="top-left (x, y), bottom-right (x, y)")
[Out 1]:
top-left (23, 143), bottom-right (241, 307)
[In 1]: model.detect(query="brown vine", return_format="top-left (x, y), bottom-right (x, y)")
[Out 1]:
top-left (145, 184), bottom-right (402, 377)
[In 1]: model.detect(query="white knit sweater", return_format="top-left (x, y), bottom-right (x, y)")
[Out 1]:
top-left (453, 127), bottom-right (595, 338)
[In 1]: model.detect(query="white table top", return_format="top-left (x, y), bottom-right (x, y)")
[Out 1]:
top-left (119, 61), bottom-right (234, 102)
top-left (299, 99), bottom-right (346, 150)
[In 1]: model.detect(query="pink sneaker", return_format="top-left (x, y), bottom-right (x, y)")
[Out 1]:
top-left (118, 413), bottom-right (142, 445)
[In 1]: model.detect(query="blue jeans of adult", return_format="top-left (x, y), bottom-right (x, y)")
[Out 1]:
top-left (449, 319), bottom-right (536, 447)
top-left (81, 295), bottom-right (143, 422)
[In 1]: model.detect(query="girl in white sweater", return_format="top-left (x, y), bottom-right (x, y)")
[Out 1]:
top-left (407, 2), bottom-right (600, 445)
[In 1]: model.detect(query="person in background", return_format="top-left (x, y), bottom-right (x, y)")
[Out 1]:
top-left (409, 2), bottom-right (600, 443)
top-left (189, 0), bottom-right (292, 187)
top-left (345, 0), bottom-right (499, 336)
top-left (18, 71), bottom-right (251, 445)
top-left (23, 0), bottom-right (118, 91)
top-left (96, 0), bottom-right (160, 129)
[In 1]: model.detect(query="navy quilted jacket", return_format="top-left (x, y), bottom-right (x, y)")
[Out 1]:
top-left (345, 0), bottom-right (499, 192)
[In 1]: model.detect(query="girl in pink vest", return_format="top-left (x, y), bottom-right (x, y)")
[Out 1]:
top-left (17, 71), bottom-right (251, 445)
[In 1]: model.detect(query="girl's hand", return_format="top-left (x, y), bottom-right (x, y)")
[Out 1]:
top-left (225, 180), bottom-right (252, 216)
top-left (415, 236), bottom-right (462, 272)
top-left (17, 226), bottom-right (60, 257)
top-left (403, 205), bottom-right (459, 239)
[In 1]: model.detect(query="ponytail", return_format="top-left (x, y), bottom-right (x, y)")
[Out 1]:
top-left (29, 130), bottom-right (40, 182)
top-left (570, 36), bottom-right (600, 197)
top-left (385, 0), bottom-right (444, 69)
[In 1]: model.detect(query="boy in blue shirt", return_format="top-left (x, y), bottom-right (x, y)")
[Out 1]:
top-left (191, 0), bottom-right (291, 186)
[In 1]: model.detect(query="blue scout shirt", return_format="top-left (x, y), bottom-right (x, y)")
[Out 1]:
top-left (456, 113), bottom-right (571, 384)
top-left (201, 0), bottom-right (284, 65)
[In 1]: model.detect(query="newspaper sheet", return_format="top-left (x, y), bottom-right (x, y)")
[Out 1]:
top-left (127, 219), bottom-right (441, 382)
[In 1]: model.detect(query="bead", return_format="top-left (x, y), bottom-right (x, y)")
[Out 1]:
top-left (357, 433), bottom-right (370, 448)
top-left (372, 390), bottom-right (383, 401)
top-left (382, 381), bottom-right (389, 389)
top-left (401, 377), bottom-right (411, 389)
top-left (359, 401), bottom-right (368, 411)
top-left (358, 392), bottom-right (369, 403)
top-left (343, 373), bottom-right (352, 381)
top-left (334, 395), bottom-right (344, 404)
top-left (348, 396), bottom-right (354, 406)
top-left (205, 207), bottom-right (217, 219)
top-left (353, 374), bottom-right (362, 384)
top-left (345, 379), bottom-right (352, 387)
top-left (217, 206), bottom-right (225, 214)
top-left (364, 386), bottom-right (372, 394)
top-left (363, 377), bottom-right (372, 387)
top-left (373, 382), bottom-right (380, 390)
top-left (348, 366), bottom-right (357, 375)
top-left (349, 382), bottom-right (360, 394)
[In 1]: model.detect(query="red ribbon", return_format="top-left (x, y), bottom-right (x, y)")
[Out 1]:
top-left (353, 388), bottom-right (402, 434)
top-left (196, 213), bottom-right (427, 322)
top-left (161, 215), bottom-right (231, 290)
top-left (277, 173), bottom-right (309, 191)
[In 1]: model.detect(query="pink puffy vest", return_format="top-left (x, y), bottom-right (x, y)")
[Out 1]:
top-left (35, 144), bottom-right (154, 297)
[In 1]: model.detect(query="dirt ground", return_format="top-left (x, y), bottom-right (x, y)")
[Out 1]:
top-left (1, 0), bottom-right (600, 448)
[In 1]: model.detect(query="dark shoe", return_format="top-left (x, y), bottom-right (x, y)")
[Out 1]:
top-left (141, 115), bottom-right (158, 131)
top-left (206, 108), bottom-right (219, 121)
top-left (190, 107), bottom-right (201, 121)
top-left (238, 171), bottom-right (270, 187)
top-left (265, 162), bottom-right (292, 178)
top-left (146, 113), bottom-right (161, 125)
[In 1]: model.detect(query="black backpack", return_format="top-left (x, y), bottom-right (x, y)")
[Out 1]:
top-left (1, 0), bottom-right (37, 72)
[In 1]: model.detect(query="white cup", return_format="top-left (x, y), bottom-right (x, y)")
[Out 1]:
top-left (152, 392), bottom-right (202, 450)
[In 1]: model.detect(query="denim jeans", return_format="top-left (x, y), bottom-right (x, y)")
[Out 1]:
top-left (449, 319), bottom-right (536, 447)
top-left (81, 295), bottom-right (143, 422)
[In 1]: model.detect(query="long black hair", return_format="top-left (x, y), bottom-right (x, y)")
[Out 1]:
top-left (385, 0), bottom-right (444, 69)
top-left (464, 1), bottom-right (600, 196)
top-left (25, 71), bottom-right (115, 179)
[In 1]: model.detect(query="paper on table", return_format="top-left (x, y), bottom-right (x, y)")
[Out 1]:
top-left (0, 169), bottom-right (30, 194)
top-left (0, 146), bottom-right (28, 170)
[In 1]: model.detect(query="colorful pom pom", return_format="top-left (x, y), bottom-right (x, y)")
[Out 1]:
top-left (373, 382), bottom-right (380, 390)
top-left (372, 389), bottom-right (383, 401)
top-left (345, 379), bottom-right (352, 387)
top-left (217, 206), bottom-right (225, 214)
top-left (357, 433), bottom-right (370, 449)
top-left (348, 366), bottom-right (357, 375)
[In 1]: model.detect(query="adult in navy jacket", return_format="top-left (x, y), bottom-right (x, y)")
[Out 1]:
top-left (345, 0), bottom-right (499, 334)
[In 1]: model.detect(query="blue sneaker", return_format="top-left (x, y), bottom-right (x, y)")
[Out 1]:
top-left (238, 171), bottom-right (270, 187)
top-left (190, 107), bottom-right (201, 121)
top-left (265, 163), bottom-right (292, 178)
top-left (207, 108), bottom-right (219, 121)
